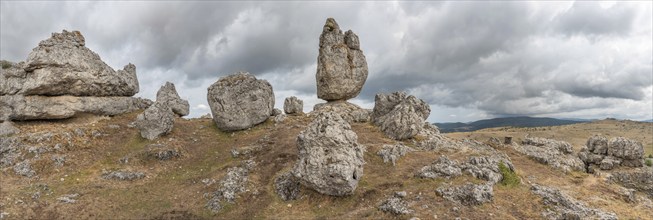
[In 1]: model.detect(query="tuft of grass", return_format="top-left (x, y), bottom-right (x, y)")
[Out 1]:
top-left (499, 161), bottom-right (520, 187)
top-left (646, 159), bottom-right (652, 167)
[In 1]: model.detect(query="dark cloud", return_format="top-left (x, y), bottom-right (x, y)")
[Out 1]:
top-left (1, 1), bottom-right (651, 122)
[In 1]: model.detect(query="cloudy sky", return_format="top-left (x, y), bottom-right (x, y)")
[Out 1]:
top-left (1, 1), bottom-right (651, 122)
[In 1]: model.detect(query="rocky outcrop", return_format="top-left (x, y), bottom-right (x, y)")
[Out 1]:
top-left (312, 101), bottom-right (370, 123)
top-left (283, 96), bottom-right (303, 115)
top-left (371, 92), bottom-right (431, 140)
top-left (156, 82), bottom-right (189, 117)
top-left (531, 184), bottom-right (618, 220)
top-left (609, 167), bottom-right (653, 198)
top-left (417, 156), bottom-right (463, 179)
top-left (377, 144), bottom-right (414, 166)
top-left (0, 30), bottom-right (148, 121)
top-left (579, 135), bottom-right (645, 171)
top-left (514, 137), bottom-right (585, 173)
top-left (418, 155), bottom-right (514, 185)
top-left (0, 95), bottom-right (152, 121)
top-left (292, 112), bottom-right (365, 196)
top-left (207, 72), bottom-right (274, 131)
top-left (274, 171), bottom-right (301, 201)
top-left (378, 191), bottom-right (413, 215)
top-left (436, 183), bottom-right (494, 206)
top-left (316, 18), bottom-right (368, 101)
top-left (134, 102), bottom-right (175, 140)
top-left (206, 160), bottom-right (255, 213)
top-left (1, 30), bottom-right (138, 96)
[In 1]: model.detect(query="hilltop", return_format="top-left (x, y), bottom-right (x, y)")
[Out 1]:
top-left (435, 116), bottom-right (586, 133)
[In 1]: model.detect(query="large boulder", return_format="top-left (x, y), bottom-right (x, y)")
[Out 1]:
top-left (579, 135), bottom-right (644, 170)
top-left (206, 72), bottom-right (274, 131)
top-left (134, 102), bottom-right (175, 140)
top-left (1, 30), bottom-right (139, 96)
top-left (156, 82), bottom-right (189, 117)
top-left (0, 95), bottom-right (152, 121)
top-left (292, 111), bottom-right (365, 196)
top-left (608, 137), bottom-right (644, 167)
top-left (283, 96), bottom-right (303, 115)
top-left (371, 92), bottom-right (431, 140)
top-left (316, 18), bottom-right (368, 101)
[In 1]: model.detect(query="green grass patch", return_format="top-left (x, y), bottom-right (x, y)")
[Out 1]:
top-left (1, 60), bottom-right (11, 69)
top-left (646, 159), bottom-right (652, 167)
top-left (499, 161), bottom-right (520, 187)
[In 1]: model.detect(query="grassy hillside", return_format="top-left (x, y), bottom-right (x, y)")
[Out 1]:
top-left (1, 113), bottom-right (651, 219)
top-left (435, 116), bottom-right (584, 133)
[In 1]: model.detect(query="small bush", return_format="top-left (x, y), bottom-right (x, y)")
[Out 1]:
top-left (646, 159), bottom-right (652, 167)
top-left (1, 60), bottom-right (11, 69)
top-left (648, 154), bottom-right (652, 159)
top-left (499, 161), bottom-right (520, 187)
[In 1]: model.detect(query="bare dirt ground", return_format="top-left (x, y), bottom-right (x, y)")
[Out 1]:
top-left (1, 114), bottom-right (651, 219)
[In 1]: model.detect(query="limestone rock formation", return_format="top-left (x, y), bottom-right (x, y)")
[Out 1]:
top-left (436, 183), bottom-right (494, 206)
top-left (378, 191), bottom-right (413, 215)
top-left (283, 96), bottom-right (303, 115)
top-left (371, 92), bottom-right (431, 140)
top-left (513, 137), bottom-right (585, 173)
top-left (418, 155), bottom-right (514, 185)
top-left (377, 144), bottom-right (414, 166)
top-left (134, 102), bottom-right (175, 140)
top-left (531, 184), bottom-right (618, 220)
top-left (274, 171), bottom-right (301, 201)
top-left (207, 72), bottom-right (275, 131)
top-left (579, 135), bottom-right (644, 171)
top-left (292, 111), bottom-right (365, 196)
top-left (0, 95), bottom-right (152, 121)
top-left (609, 167), bottom-right (653, 198)
top-left (1, 30), bottom-right (139, 96)
top-left (316, 18), bottom-right (368, 101)
top-left (312, 101), bottom-right (370, 123)
top-left (156, 82), bottom-right (189, 117)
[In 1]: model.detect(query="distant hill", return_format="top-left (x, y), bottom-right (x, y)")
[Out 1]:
top-left (642, 119), bottom-right (653, 123)
top-left (435, 116), bottom-right (586, 133)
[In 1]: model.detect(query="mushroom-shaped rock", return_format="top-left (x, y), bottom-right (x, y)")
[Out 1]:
top-left (316, 18), bottom-right (368, 101)
top-left (207, 72), bottom-right (274, 131)
top-left (283, 96), bottom-right (303, 115)
top-left (1, 30), bottom-right (139, 96)
top-left (156, 82), bottom-right (189, 116)
top-left (292, 111), bottom-right (365, 196)
top-left (371, 92), bottom-right (431, 140)
top-left (135, 102), bottom-right (175, 140)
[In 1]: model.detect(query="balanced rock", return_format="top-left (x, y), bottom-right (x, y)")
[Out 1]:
top-left (0, 95), bottom-right (152, 121)
top-left (135, 102), bottom-right (175, 140)
top-left (312, 101), bottom-right (370, 123)
top-left (292, 111), bottom-right (365, 196)
top-left (316, 18), bottom-right (368, 101)
top-left (1, 30), bottom-right (139, 96)
top-left (371, 92), bottom-right (431, 140)
top-left (207, 72), bottom-right (274, 131)
top-left (156, 82), bottom-right (189, 117)
top-left (283, 96), bottom-right (303, 115)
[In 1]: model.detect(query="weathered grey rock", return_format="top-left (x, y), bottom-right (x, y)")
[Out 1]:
top-left (0, 121), bottom-right (19, 136)
top-left (156, 82), bottom-right (189, 117)
top-left (275, 171), bottom-right (301, 201)
top-left (283, 96), bottom-right (303, 115)
top-left (312, 101), bottom-right (370, 123)
top-left (316, 18), bottom-right (368, 101)
top-left (13, 160), bottom-right (36, 177)
top-left (200, 113), bottom-right (212, 119)
top-left (377, 144), bottom-right (414, 166)
top-left (609, 167), bottom-right (653, 198)
top-left (292, 111), bottom-right (365, 196)
top-left (436, 183), bottom-right (494, 206)
top-left (0, 137), bottom-right (22, 167)
top-left (206, 160), bottom-right (255, 213)
top-left (134, 102), bottom-right (175, 140)
top-left (207, 72), bottom-right (274, 131)
top-left (531, 184), bottom-right (618, 220)
top-left (1, 30), bottom-right (139, 96)
top-left (580, 135), bottom-right (644, 169)
top-left (102, 170), bottom-right (145, 181)
top-left (379, 192), bottom-right (413, 215)
top-left (608, 137), bottom-right (643, 167)
top-left (0, 95), bottom-right (152, 121)
top-left (57, 194), bottom-right (79, 204)
top-left (463, 155), bottom-right (514, 185)
top-left (143, 144), bottom-right (180, 161)
top-left (372, 92), bottom-right (431, 140)
top-left (271, 108), bottom-right (282, 116)
top-left (230, 145), bottom-right (263, 158)
top-left (514, 137), bottom-right (585, 173)
top-left (417, 156), bottom-right (462, 179)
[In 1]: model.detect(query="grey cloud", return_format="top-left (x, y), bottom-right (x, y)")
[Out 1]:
top-left (554, 2), bottom-right (636, 36)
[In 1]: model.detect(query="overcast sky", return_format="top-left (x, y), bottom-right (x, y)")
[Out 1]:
top-left (1, 1), bottom-right (651, 122)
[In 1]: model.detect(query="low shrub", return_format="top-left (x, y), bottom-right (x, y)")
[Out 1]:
top-left (499, 161), bottom-right (520, 187)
